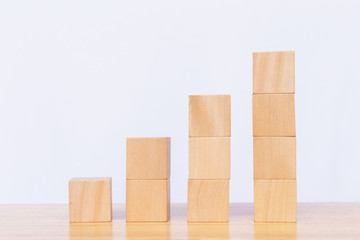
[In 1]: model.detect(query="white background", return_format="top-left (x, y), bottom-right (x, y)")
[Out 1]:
top-left (1, 0), bottom-right (360, 204)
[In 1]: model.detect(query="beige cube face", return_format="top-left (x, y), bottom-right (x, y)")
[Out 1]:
top-left (69, 178), bottom-right (112, 223)
top-left (126, 179), bottom-right (170, 222)
top-left (252, 94), bottom-right (295, 137)
top-left (253, 51), bottom-right (295, 94)
top-left (126, 137), bottom-right (170, 180)
top-left (254, 180), bottom-right (297, 222)
top-left (187, 180), bottom-right (229, 222)
top-left (253, 137), bottom-right (296, 179)
top-left (189, 95), bottom-right (231, 137)
top-left (189, 137), bottom-right (230, 179)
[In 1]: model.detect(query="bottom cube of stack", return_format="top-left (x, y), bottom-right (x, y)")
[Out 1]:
top-left (254, 180), bottom-right (297, 222)
top-left (187, 179), bottom-right (229, 222)
top-left (126, 179), bottom-right (170, 222)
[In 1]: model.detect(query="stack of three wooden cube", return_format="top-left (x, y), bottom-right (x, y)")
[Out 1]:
top-left (188, 95), bottom-right (231, 222)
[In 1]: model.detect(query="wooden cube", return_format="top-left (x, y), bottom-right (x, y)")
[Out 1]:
top-left (189, 95), bottom-right (231, 137)
top-left (253, 94), bottom-right (295, 137)
top-left (254, 180), bottom-right (297, 222)
top-left (126, 179), bottom-right (170, 222)
top-left (69, 177), bottom-right (112, 223)
top-left (188, 180), bottom-right (229, 222)
top-left (254, 137), bottom-right (296, 179)
top-left (189, 137), bottom-right (230, 179)
top-left (253, 51), bottom-right (295, 94)
top-left (126, 137), bottom-right (170, 180)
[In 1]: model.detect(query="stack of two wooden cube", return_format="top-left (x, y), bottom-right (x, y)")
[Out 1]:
top-left (126, 137), bottom-right (171, 222)
top-left (253, 51), bottom-right (297, 222)
top-left (188, 95), bottom-right (231, 222)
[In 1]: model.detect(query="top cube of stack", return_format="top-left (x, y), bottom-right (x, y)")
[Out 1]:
top-left (253, 51), bottom-right (295, 94)
top-left (189, 95), bottom-right (231, 137)
top-left (126, 137), bottom-right (170, 180)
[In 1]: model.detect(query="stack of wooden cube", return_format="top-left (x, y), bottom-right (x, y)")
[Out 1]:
top-left (187, 95), bottom-right (231, 222)
top-left (126, 137), bottom-right (171, 222)
top-left (252, 51), bottom-right (297, 222)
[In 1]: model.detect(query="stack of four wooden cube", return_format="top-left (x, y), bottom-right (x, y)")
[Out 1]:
top-left (253, 51), bottom-right (297, 222)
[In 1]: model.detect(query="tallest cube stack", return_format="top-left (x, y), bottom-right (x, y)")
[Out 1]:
top-left (253, 51), bottom-right (297, 222)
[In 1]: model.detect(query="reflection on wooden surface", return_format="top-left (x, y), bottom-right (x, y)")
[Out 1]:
top-left (254, 223), bottom-right (297, 240)
top-left (188, 223), bottom-right (229, 239)
top-left (69, 222), bottom-right (113, 239)
top-left (0, 203), bottom-right (359, 239)
top-left (126, 222), bottom-right (170, 239)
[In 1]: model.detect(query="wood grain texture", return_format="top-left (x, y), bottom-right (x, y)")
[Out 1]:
top-left (254, 180), bottom-right (297, 222)
top-left (189, 137), bottom-right (230, 179)
top-left (126, 179), bottom-right (170, 222)
top-left (1, 203), bottom-right (360, 239)
top-left (68, 178), bottom-right (112, 223)
top-left (253, 94), bottom-right (295, 137)
top-left (187, 180), bottom-right (229, 222)
top-left (253, 51), bottom-right (295, 94)
top-left (189, 95), bottom-right (231, 137)
top-left (253, 137), bottom-right (296, 179)
top-left (126, 137), bottom-right (170, 180)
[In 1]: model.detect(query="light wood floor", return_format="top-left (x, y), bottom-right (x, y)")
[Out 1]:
top-left (0, 203), bottom-right (359, 239)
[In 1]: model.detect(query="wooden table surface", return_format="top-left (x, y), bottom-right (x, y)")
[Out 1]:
top-left (0, 203), bottom-right (359, 239)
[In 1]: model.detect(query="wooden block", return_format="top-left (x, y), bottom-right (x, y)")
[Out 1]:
top-left (189, 95), bottom-right (231, 137)
top-left (126, 179), bottom-right (170, 222)
top-left (69, 177), bottom-right (112, 223)
top-left (253, 94), bottom-right (295, 137)
top-left (189, 137), bottom-right (230, 179)
top-left (187, 180), bottom-right (229, 222)
top-left (254, 137), bottom-right (296, 179)
top-left (254, 180), bottom-right (297, 222)
top-left (126, 137), bottom-right (170, 180)
top-left (253, 51), bottom-right (295, 94)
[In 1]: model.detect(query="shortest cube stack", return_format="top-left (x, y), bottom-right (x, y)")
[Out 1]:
top-left (69, 177), bottom-right (112, 223)
top-left (126, 137), bottom-right (170, 222)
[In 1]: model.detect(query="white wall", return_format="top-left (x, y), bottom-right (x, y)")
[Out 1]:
top-left (1, 0), bottom-right (360, 203)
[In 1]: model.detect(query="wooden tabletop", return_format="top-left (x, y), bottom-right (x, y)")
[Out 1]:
top-left (0, 203), bottom-right (359, 239)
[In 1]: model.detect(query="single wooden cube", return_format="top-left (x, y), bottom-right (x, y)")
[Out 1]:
top-left (189, 95), bottom-right (231, 137)
top-left (69, 177), bottom-right (112, 223)
top-left (254, 137), bottom-right (296, 179)
top-left (253, 94), bottom-right (295, 137)
top-left (126, 179), bottom-right (170, 222)
top-left (253, 51), bottom-right (295, 94)
top-left (189, 137), bottom-right (230, 179)
top-left (126, 137), bottom-right (170, 180)
top-left (187, 180), bottom-right (229, 222)
top-left (254, 180), bottom-right (297, 222)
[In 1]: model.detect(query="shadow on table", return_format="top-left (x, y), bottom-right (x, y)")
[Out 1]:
top-left (113, 205), bottom-right (126, 220)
